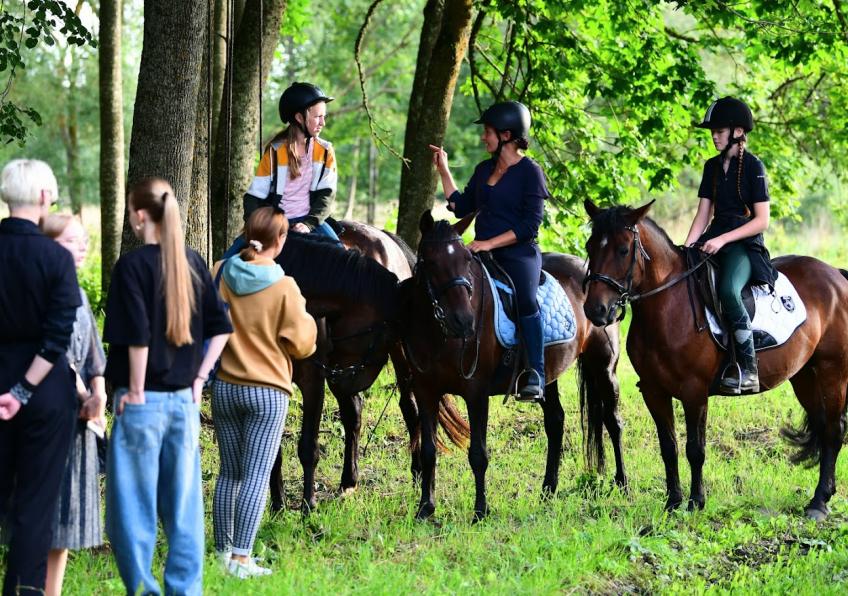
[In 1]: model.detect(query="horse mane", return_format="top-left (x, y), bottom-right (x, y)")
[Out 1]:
top-left (276, 232), bottom-right (400, 318)
top-left (590, 205), bottom-right (679, 251)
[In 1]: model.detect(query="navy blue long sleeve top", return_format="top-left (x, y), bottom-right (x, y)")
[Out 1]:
top-left (448, 157), bottom-right (549, 244)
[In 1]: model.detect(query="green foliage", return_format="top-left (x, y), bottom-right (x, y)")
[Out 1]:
top-left (0, 0), bottom-right (96, 145)
top-left (457, 0), bottom-right (848, 249)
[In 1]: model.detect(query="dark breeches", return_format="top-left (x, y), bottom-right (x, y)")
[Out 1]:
top-left (493, 243), bottom-right (542, 317)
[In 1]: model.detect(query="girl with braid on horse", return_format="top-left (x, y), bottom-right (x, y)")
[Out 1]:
top-left (429, 101), bottom-right (550, 402)
top-left (683, 97), bottom-right (777, 395)
top-left (224, 81), bottom-right (339, 258)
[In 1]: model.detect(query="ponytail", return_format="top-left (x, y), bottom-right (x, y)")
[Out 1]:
top-left (284, 125), bottom-right (303, 180)
top-left (128, 178), bottom-right (197, 347)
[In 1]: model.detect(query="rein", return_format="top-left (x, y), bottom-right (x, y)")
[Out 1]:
top-left (310, 320), bottom-right (390, 384)
top-left (584, 224), bottom-right (710, 321)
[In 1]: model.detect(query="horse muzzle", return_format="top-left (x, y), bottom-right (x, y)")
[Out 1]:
top-left (584, 299), bottom-right (619, 327)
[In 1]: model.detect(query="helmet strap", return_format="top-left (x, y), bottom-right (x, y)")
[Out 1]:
top-left (720, 133), bottom-right (744, 162)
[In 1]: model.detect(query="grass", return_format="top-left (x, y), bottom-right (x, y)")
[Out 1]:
top-left (4, 209), bottom-right (848, 594)
top-left (23, 353), bottom-right (848, 595)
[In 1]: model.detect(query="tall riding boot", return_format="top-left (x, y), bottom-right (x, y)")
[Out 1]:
top-left (719, 319), bottom-right (759, 394)
top-left (516, 312), bottom-right (546, 402)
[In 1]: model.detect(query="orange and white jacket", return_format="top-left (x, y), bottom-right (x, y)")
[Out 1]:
top-left (243, 136), bottom-right (337, 229)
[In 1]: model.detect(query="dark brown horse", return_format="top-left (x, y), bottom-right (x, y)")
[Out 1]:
top-left (270, 223), bottom-right (467, 512)
top-left (582, 199), bottom-right (848, 520)
top-left (404, 211), bottom-right (625, 522)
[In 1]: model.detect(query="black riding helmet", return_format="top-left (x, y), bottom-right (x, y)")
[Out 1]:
top-left (474, 101), bottom-right (531, 143)
top-left (695, 96), bottom-right (754, 133)
top-left (278, 82), bottom-right (334, 138)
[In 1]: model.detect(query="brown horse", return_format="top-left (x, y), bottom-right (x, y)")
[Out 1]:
top-left (403, 211), bottom-right (625, 522)
top-left (270, 223), bottom-right (467, 512)
top-left (582, 199), bottom-right (848, 520)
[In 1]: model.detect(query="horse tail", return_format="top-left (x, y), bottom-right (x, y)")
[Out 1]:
top-left (578, 355), bottom-right (606, 473)
top-left (780, 414), bottom-right (823, 468)
top-left (436, 395), bottom-right (470, 451)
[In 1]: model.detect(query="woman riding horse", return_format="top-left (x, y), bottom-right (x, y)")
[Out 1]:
top-left (429, 101), bottom-right (549, 401)
top-left (683, 97), bottom-right (777, 395)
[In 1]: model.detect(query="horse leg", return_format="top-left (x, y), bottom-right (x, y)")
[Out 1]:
top-left (790, 363), bottom-right (847, 520)
top-left (295, 360), bottom-right (327, 514)
top-left (393, 348), bottom-right (422, 482)
top-left (466, 394), bottom-right (491, 522)
top-left (641, 384), bottom-right (683, 510)
top-left (337, 392), bottom-right (363, 493)
top-left (269, 447), bottom-right (285, 512)
top-left (682, 397), bottom-right (708, 511)
top-left (540, 380), bottom-right (564, 496)
top-left (415, 390), bottom-right (439, 520)
top-left (596, 364), bottom-right (627, 490)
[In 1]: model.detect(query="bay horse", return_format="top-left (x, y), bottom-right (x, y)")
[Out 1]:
top-left (582, 199), bottom-right (848, 520)
top-left (270, 225), bottom-right (468, 512)
top-left (404, 211), bottom-right (626, 522)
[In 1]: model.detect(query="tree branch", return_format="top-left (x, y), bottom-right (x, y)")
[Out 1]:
top-left (467, 7), bottom-right (487, 114)
top-left (354, 0), bottom-right (408, 164)
top-left (833, 0), bottom-right (848, 44)
top-left (664, 26), bottom-right (698, 43)
top-left (768, 74), bottom-right (808, 101)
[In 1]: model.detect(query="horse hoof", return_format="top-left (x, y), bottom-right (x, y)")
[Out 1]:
top-left (339, 486), bottom-right (357, 498)
top-left (805, 505), bottom-right (829, 521)
top-left (416, 503), bottom-right (435, 521)
top-left (471, 510), bottom-right (489, 524)
top-left (541, 485), bottom-right (557, 500)
top-left (687, 498), bottom-right (705, 512)
top-left (664, 498), bottom-right (683, 512)
top-left (301, 499), bottom-right (317, 516)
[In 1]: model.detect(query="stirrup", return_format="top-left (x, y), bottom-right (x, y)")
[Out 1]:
top-left (515, 368), bottom-right (545, 402)
top-left (718, 361), bottom-right (759, 395)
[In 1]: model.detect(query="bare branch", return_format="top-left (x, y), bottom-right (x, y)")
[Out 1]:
top-left (467, 7), bottom-right (487, 114)
top-left (833, 0), bottom-right (848, 44)
top-left (768, 74), bottom-right (808, 101)
top-left (664, 26), bottom-right (698, 43)
top-left (354, 0), bottom-right (408, 164)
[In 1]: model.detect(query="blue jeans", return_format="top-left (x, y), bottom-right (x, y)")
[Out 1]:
top-left (106, 388), bottom-right (203, 596)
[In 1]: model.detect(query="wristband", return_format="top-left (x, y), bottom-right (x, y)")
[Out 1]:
top-left (196, 372), bottom-right (209, 382)
top-left (9, 382), bottom-right (32, 406)
top-left (20, 378), bottom-right (37, 392)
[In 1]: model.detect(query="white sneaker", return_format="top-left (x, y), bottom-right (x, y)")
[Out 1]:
top-left (226, 557), bottom-right (273, 579)
top-left (215, 549), bottom-right (232, 570)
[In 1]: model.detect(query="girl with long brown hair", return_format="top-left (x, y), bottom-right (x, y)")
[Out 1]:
top-left (103, 177), bottom-right (232, 595)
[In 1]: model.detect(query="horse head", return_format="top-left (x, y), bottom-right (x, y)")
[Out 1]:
top-left (415, 210), bottom-right (477, 339)
top-left (583, 199), bottom-right (655, 326)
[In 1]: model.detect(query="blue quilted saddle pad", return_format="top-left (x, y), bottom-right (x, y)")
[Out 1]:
top-left (482, 267), bottom-right (577, 349)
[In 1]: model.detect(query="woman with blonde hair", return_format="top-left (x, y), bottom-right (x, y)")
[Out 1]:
top-left (103, 177), bottom-right (232, 595)
top-left (212, 206), bottom-right (317, 578)
top-left (40, 213), bottom-right (106, 596)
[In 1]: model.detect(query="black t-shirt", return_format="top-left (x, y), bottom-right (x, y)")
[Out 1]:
top-left (104, 245), bottom-right (233, 391)
top-left (697, 151), bottom-right (769, 221)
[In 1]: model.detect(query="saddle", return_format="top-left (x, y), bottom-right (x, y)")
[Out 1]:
top-left (684, 246), bottom-right (807, 353)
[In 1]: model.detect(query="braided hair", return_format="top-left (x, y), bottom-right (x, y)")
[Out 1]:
top-left (711, 131), bottom-right (750, 218)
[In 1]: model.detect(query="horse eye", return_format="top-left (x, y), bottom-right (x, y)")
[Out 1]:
top-left (618, 245), bottom-right (630, 257)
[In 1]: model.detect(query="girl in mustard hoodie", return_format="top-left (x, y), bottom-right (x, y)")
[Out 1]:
top-left (211, 206), bottom-right (317, 579)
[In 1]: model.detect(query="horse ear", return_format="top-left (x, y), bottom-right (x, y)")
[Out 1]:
top-left (453, 211), bottom-right (476, 236)
top-left (623, 199), bottom-right (656, 226)
top-left (584, 199), bottom-right (602, 220)
top-left (419, 210), bottom-right (435, 235)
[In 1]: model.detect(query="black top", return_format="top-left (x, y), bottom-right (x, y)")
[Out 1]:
top-left (696, 150), bottom-right (777, 288)
top-left (0, 217), bottom-right (80, 391)
top-left (104, 245), bottom-right (233, 391)
top-left (697, 151), bottom-right (769, 220)
top-left (449, 157), bottom-right (548, 244)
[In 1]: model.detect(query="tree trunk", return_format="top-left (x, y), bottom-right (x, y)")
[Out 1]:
top-left (60, 67), bottom-right (82, 215)
top-left (120, 0), bottom-right (209, 254)
top-left (99, 0), bottom-right (124, 290)
top-left (211, 0), bottom-right (227, 141)
top-left (186, 39), bottom-right (212, 263)
top-left (343, 138), bottom-right (361, 220)
top-left (210, 0), bottom-right (287, 258)
top-left (367, 139), bottom-right (377, 225)
top-left (396, 0), bottom-right (473, 247)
